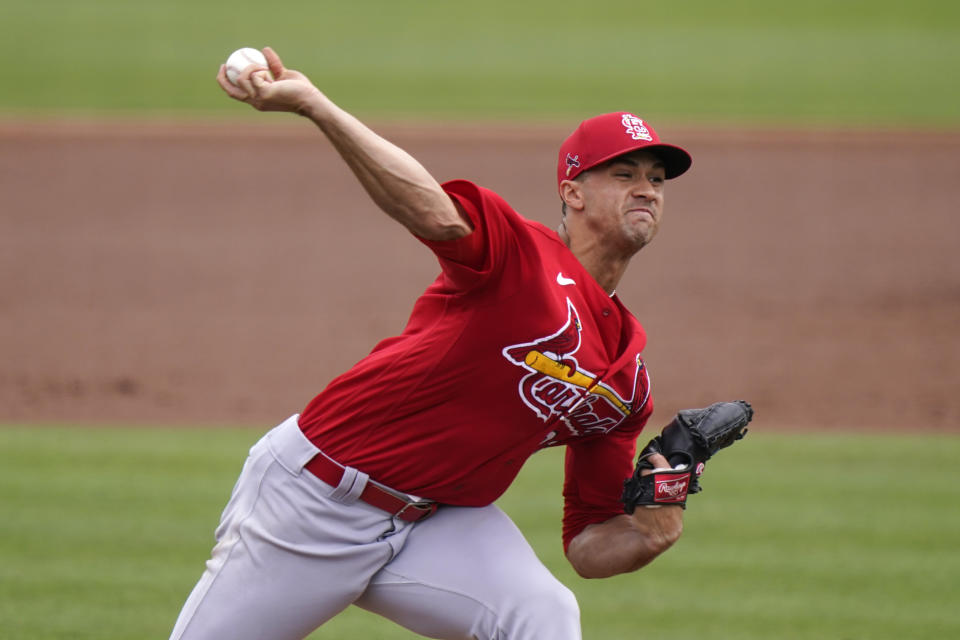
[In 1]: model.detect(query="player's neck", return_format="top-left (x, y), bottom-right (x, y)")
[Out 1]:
top-left (573, 244), bottom-right (630, 295)
top-left (584, 256), bottom-right (628, 295)
top-left (558, 222), bottom-right (631, 294)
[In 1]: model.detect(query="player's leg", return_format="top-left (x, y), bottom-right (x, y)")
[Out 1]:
top-left (169, 416), bottom-right (413, 640)
top-left (355, 504), bottom-right (581, 640)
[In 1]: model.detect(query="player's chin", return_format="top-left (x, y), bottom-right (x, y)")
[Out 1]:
top-left (624, 220), bottom-right (658, 249)
top-left (617, 232), bottom-right (655, 256)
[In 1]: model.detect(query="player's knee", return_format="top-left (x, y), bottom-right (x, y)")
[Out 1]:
top-left (510, 581), bottom-right (580, 633)
top-left (549, 583), bottom-right (581, 623)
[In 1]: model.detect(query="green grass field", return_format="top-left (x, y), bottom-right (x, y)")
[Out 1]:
top-left (2, 0), bottom-right (958, 125)
top-left (2, 425), bottom-right (958, 639)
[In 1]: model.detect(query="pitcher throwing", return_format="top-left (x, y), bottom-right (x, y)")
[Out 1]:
top-left (169, 46), bottom-right (752, 640)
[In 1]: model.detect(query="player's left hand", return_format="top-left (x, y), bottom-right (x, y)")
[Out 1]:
top-left (621, 400), bottom-right (753, 512)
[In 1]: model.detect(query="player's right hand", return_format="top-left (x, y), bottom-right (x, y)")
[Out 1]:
top-left (217, 47), bottom-right (324, 116)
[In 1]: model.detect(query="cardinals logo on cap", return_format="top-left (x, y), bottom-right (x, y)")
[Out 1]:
top-left (621, 114), bottom-right (653, 141)
top-left (565, 153), bottom-right (581, 177)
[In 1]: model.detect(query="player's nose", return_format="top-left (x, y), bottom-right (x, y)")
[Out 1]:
top-left (630, 177), bottom-right (657, 198)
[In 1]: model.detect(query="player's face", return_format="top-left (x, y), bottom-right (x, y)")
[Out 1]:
top-left (578, 150), bottom-right (666, 253)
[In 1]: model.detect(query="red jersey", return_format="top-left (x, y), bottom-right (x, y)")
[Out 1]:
top-left (299, 180), bottom-right (654, 548)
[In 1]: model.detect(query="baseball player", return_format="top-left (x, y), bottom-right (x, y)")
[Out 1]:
top-left (169, 47), bottom-right (752, 640)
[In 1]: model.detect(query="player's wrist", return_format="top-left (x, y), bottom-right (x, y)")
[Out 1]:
top-left (294, 87), bottom-right (331, 120)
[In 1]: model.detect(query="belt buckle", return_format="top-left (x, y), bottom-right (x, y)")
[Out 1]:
top-left (395, 500), bottom-right (438, 522)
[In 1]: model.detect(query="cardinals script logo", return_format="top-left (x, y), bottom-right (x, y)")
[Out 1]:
top-left (621, 114), bottom-right (653, 141)
top-left (502, 299), bottom-right (650, 445)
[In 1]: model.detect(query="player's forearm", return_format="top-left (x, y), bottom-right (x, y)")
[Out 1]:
top-left (565, 509), bottom-right (683, 579)
top-left (298, 94), bottom-right (470, 241)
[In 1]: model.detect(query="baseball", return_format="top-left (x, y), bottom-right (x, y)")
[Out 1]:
top-left (225, 47), bottom-right (268, 85)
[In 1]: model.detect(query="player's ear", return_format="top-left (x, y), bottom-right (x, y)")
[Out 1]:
top-left (559, 179), bottom-right (585, 213)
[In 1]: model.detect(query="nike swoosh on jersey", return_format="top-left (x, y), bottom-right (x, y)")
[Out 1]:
top-left (556, 272), bottom-right (576, 286)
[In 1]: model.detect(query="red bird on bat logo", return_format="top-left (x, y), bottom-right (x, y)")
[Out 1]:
top-left (501, 298), bottom-right (650, 445)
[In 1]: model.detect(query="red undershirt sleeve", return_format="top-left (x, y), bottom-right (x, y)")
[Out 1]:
top-left (561, 426), bottom-right (643, 552)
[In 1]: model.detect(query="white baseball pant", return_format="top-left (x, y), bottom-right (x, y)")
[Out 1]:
top-left (169, 415), bottom-right (581, 640)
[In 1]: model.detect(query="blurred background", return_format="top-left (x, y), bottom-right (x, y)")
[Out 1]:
top-left (1, 1), bottom-right (958, 638)
top-left (2, 0), bottom-right (958, 430)
top-left (3, 0), bottom-right (958, 124)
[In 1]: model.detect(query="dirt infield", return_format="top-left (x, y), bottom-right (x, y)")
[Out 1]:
top-left (2, 119), bottom-right (958, 432)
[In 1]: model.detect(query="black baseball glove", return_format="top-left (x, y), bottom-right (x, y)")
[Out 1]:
top-left (621, 401), bottom-right (753, 513)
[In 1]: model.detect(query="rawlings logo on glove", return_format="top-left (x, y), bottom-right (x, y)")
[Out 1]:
top-left (653, 471), bottom-right (691, 503)
top-left (621, 400), bottom-right (753, 512)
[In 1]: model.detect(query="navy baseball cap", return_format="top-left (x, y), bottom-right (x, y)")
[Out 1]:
top-left (557, 112), bottom-right (692, 190)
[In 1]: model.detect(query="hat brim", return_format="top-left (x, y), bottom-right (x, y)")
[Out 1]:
top-left (584, 143), bottom-right (692, 180)
top-left (645, 144), bottom-right (692, 179)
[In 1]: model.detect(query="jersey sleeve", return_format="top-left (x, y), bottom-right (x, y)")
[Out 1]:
top-left (416, 179), bottom-right (521, 291)
top-left (560, 422), bottom-right (645, 552)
